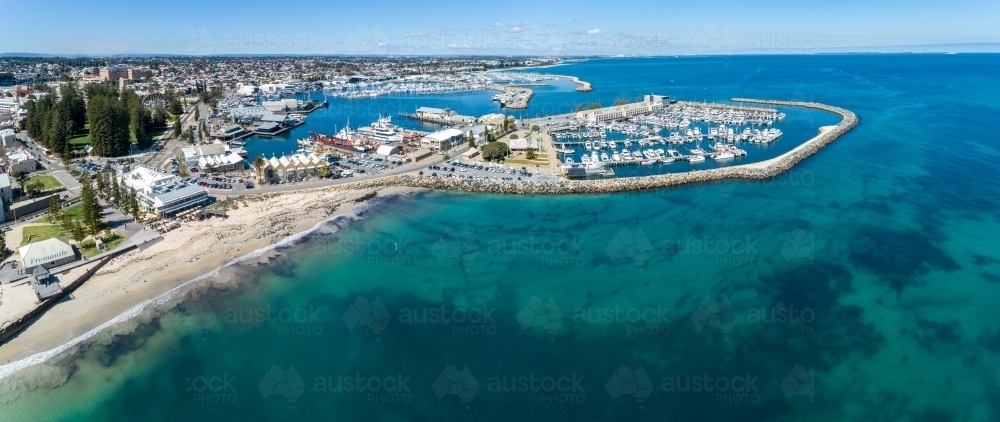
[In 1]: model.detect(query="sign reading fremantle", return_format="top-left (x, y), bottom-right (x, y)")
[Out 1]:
top-left (31, 249), bottom-right (70, 266)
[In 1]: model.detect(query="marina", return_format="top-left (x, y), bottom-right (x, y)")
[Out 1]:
top-left (552, 102), bottom-right (787, 175)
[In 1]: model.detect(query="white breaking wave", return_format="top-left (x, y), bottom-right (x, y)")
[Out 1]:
top-left (0, 192), bottom-right (402, 381)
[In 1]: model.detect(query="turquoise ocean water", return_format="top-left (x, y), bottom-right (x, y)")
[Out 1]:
top-left (2, 55), bottom-right (1000, 421)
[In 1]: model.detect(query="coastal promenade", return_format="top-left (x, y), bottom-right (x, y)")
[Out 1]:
top-left (320, 99), bottom-right (857, 195)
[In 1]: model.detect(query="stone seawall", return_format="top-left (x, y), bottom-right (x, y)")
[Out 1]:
top-left (328, 99), bottom-right (857, 195)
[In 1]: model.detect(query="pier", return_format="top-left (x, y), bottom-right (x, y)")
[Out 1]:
top-left (496, 87), bottom-right (534, 109)
top-left (397, 112), bottom-right (458, 127)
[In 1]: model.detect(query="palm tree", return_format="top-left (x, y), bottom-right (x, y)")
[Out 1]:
top-left (252, 156), bottom-right (266, 182)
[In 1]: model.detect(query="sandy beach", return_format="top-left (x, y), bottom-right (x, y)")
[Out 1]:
top-left (0, 185), bottom-right (415, 366)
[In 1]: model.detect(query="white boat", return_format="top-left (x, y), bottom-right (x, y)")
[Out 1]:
top-left (689, 155), bottom-right (705, 163)
top-left (621, 151), bottom-right (633, 160)
top-left (612, 153), bottom-right (622, 162)
top-left (714, 152), bottom-right (735, 160)
top-left (600, 152), bottom-right (610, 162)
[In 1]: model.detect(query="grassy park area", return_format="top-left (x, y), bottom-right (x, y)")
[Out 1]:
top-left (20, 224), bottom-right (66, 246)
top-left (19, 221), bottom-right (127, 258)
top-left (62, 203), bottom-right (85, 220)
top-left (77, 231), bottom-right (126, 258)
top-left (27, 174), bottom-right (62, 191)
top-left (69, 127), bottom-right (91, 147)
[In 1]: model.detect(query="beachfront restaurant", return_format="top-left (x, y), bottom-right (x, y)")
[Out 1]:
top-left (19, 237), bottom-right (78, 273)
top-left (121, 166), bottom-right (210, 216)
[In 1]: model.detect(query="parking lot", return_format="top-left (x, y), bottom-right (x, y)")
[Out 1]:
top-left (188, 174), bottom-right (251, 190)
top-left (419, 160), bottom-right (538, 182)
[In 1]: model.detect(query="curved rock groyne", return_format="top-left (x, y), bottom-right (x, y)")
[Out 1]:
top-left (326, 99), bottom-right (857, 195)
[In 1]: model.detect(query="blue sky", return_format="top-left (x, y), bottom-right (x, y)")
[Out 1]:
top-left (4, 0), bottom-right (999, 55)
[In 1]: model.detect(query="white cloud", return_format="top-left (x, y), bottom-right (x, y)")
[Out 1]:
top-left (510, 26), bottom-right (523, 33)
top-left (587, 29), bottom-right (601, 34)
top-left (493, 22), bottom-right (504, 27)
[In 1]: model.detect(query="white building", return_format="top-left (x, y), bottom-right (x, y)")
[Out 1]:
top-left (415, 107), bottom-right (448, 120)
top-left (420, 128), bottom-right (465, 152)
top-left (228, 106), bottom-right (270, 123)
top-left (120, 165), bottom-right (209, 216)
top-left (262, 99), bottom-right (299, 113)
top-left (0, 173), bottom-right (11, 204)
top-left (575, 95), bottom-right (668, 122)
top-left (260, 153), bottom-right (325, 182)
top-left (19, 237), bottom-right (77, 273)
top-left (6, 149), bottom-right (36, 174)
top-left (181, 142), bottom-right (244, 172)
top-left (0, 99), bottom-right (21, 114)
top-left (0, 128), bottom-right (15, 148)
top-left (236, 85), bottom-right (259, 96)
top-left (509, 138), bottom-right (539, 152)
top-left (375, 145), bottom-right (401, 157)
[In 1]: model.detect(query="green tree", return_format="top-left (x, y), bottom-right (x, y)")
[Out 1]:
top-left (48, 195), bottom-right (62, 222)
top-left (70, 219), bottom-right (85, 242)
top-left (110, 175), bottom-right (121, 205)
top-left (317, 165), bottom-right (332, 178)
top-left (168, 98), bottom-right (183, 115)
top-left (152, 107), bottom-right (168, 128)
top-left (172, 118), bottom-right (182, 138)
top-left (194, 107), bottom-right (200, 121)
top-left (177, 155), bottom-right (190, 178)
top-left (87, 90), bottom-right (131, 156)
top-left (11, 171), bottom-right (26, 192)
top-left (481, 142), bottom-right (510, 162)
top-left (526, 148), bottom-right (537, 160)
top-left (25, 180), bottom-right (44, 197)
top-left (80, 175), bottom-right (102, 235)
top-left (252, 156), bottom-right (266, 182)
